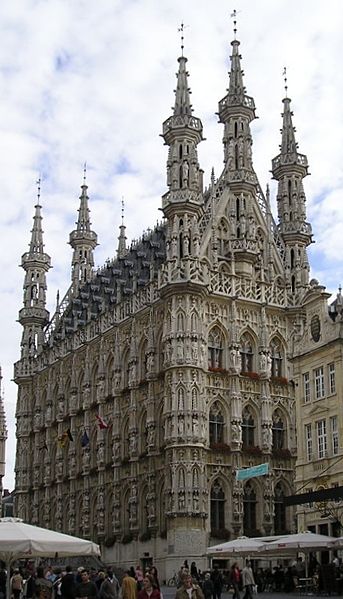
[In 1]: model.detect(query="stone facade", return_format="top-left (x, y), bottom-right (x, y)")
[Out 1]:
top-left (14, 32), bottom-right (322, 577)
top-left (292, 287), bottom-right (343, 536)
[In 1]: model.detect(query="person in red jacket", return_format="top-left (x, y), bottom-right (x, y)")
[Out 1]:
top-left (138, 574), bottom-right (160, 599)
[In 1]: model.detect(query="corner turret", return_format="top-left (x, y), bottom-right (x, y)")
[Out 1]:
top-left (18, 182), bottom-right (51, 359)
top-left (69, 172), bottom-right (98, 294)
top-left (271, 77), bottom-right (312, 296)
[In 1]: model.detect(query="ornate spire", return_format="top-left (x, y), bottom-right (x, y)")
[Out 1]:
top-left (218, 23), bottom-right (256, 180)
top-left (271, 76), bottom-right (312, 294)
top-left (117, 197), bottom-right (127, 259)
top-left (162, 41), bottom-right (203, 207)
top-left (18, 181), bottom-right (51, 360)
top-left (29, 187), bottom-right (44, 254)
top-left (69, 171), bottom-right (98, 294)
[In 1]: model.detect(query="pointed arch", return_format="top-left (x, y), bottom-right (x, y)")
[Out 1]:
top-left (209, 400), bottom-right (225, 445)
top-left (243, 480), bottom-right (257, 535)
top-left (239, 330), bottom-right (255, 373)
top-left (139, 338), bottom-right (148, 381)
top-left (191, 386), bottom-right (198, 411)
top-left (242, 405), bottom-right (256, 448)
top-left (177, 386), bottom-right (185, 411)
top-left (208, 324), bottom-right (226, 369)
top-left (140, 484), bottom-right (149, 533)
top-left (91, 361), bottom-right (98, 403)
top-left (269, 336), bottom-right (285, 378)
top-left (177, 310), bottom-right (186, 332)
top-left (274, 481), bottom-right (287, 534)
top-left (217, 216), bottom-right (230, 256)
top-left (105, 353), bottom-right (114, 397)
top-left (272, 408), bottom-right (286, 450)
top-left (122, 416), bottom-right (130, 459)
top-left (178, 466), bottom-right (186, 489)
top-left (210, 478), bottom-right (226, 532)
top-left (139, 410), bottom-right (148, 455)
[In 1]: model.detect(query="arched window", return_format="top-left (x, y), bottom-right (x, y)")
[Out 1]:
top-left (270, 339), bottom-right (283, 377)
top-left (140, 341), bottom-right (148, 381)
top-left (243, 481), bottom-right (257, 535)
top-left (242, 407), bottom-right (255, 447)
top-left (208, 327), bottom-right (224, 369)
top-left (274, 483), bottom-right (286, 534)
top-left (140, 412), bottom-right (148, 455)
top-left (272, 411), bottom-right (285, 450)
top-left (122, 418), bottom-right (130, 459)
top-left (240, 334), bottom-right (254, 373)
top-left (210, 480), bottom-right (225, 531)
top-left (209, 403), bottom-right (224, 445)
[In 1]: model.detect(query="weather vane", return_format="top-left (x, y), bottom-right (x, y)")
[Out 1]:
top-left (83, 161), bottom-right (87, 184)
top-left (178, 22), bottom-right (189, 57)
top-left (121, 196), bottom-right (125, 225)
top-left (283, 67), bottom-right (288, 98)
top-left (230, 9), bottom-right (241, 39)
top-left (36, 176), bottom-right (41, 203)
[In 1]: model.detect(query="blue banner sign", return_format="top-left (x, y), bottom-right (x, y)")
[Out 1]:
top-left (236, 462), bottom-right (269, 481)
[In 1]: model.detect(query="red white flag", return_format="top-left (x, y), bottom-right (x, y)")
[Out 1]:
top-left (96, 414), bottom-right (109, 429)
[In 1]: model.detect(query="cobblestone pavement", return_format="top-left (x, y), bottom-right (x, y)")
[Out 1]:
top-left (161, 587), bottom-right (327, 599)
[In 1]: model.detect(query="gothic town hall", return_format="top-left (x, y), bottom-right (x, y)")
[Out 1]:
top-left (14, 28), bottom-right (322, 576)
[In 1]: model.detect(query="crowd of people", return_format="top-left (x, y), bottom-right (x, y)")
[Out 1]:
top-left (2, 555), bottom-right (343, 599)
top-left (0, 563), bottom-right (164, 599)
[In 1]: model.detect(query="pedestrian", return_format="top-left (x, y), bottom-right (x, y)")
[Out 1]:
top-left (190, 563), bottom-right (199, 582)
top-left (95, 572), bottom-right (105, 593)
top-left (230, 563), bottom-right (241, 599)
top-left (135, 567), bottom-right (144, 592)
top-left (138, 575), bottom-right (160, 599)
top-left (99, 570), bottom-right (119, 599)
top-left (242, 562), bottom-right (255, 599)
top-left (74, 570), bottom-right (98, 599)
top-left (202, 574), bottom-right (214, 599)
top-left (175, 573), bottom-right (204, 599)
top-left (11, 569), bottom-right (23, 599)
top-left (60, 566), bottom-right (76, 599)
top-left (210, 567), bottom-right (223, 599)
top-left (34, 567), bottom-right (53, 599)
top-left (122, 571), bottom-right (137, 599)
top-left (150, 568), bottom-right (160, 590)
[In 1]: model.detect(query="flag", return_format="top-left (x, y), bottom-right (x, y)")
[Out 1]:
top-left (67, 428), bottom-right (74, 442)
top-left (58, 432), bottom-right (68, 448)
top-left (95, 414), bottom-right (109, 430)
top-left (81, 430), bottom-right (90, 447)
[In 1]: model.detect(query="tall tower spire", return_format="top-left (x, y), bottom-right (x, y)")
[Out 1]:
top-left (161, 32), bottom-right (204, 262)
top-left (117, 197), bottom-right (127, 259)
top-left (218, 19), bottom-right (256, 185)
top-left (0, 367), bottom-right (7, 500)
top-left (18, 180), bottom-right (51, 359)
top-left (69, 168), bottom-right (98, 294)
top-left (271, 76), bottom-right (312, 295)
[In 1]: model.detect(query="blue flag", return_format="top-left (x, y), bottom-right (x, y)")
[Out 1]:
top-left (81, 430), bottom-right (90, 447)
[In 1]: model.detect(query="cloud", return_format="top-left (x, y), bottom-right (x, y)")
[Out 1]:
top-left (1, 0), bottom-right (343, 489)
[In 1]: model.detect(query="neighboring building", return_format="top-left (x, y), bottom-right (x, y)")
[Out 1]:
top-left (292, 287), bottom-right (343, 536)
top-left (2, 489), bottom-right (14, 517)
top-left (15, 28), bottom-right (319, 576)
top-left (0, 367), bottom-right (7, 502)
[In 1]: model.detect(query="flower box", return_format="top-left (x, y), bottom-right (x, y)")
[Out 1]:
top-left (271, 376), bottom-right (288, 385)
top-left (208, 367), bottom-right (228, 374)
top-left (210, 442), bottom-right (231, 454)
top-left (242, 445), bottom-right (262, 456)
top-left (241, 371), bottom-right (260, 380)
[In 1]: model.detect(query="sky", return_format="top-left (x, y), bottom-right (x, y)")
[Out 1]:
top-left (1, 0), bottom-right (343, 491)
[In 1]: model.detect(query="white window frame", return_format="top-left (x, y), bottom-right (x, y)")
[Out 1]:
top-left (317, 419), bottom-right (327, 459)
top-left (329, 363), bottom-right (336, 395)
top-left (303, 372), bottom-right (311, 403)
top-left (330, 416), bottom-right (339, 456)
top-left (305, 423), bottom-right (312, 461)
top-left (314, 367), bottom-right (325, 399)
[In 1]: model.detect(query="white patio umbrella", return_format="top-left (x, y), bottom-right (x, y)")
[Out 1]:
top-left (328, 536), bottom-right (343, 549)
top-left (207, 536), bottom-right (266, 556)
top-left (260, 531), bottom-right (335, 554)
top-left (260, 531), bottom-right (335, 577)
top-left (0, 518), bottom-right (100, 599)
